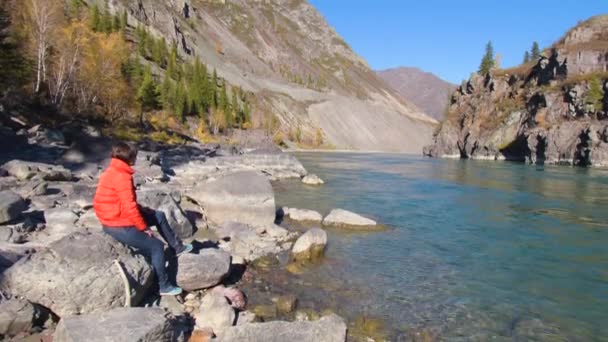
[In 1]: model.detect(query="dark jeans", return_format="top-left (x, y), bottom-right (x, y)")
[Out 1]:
top-left (102, 209), bottom-right (182, 291)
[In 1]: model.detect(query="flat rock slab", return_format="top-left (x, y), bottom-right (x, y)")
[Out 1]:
top-left (322, 209), bottom-right (377, 228)
top-left (216, 314), bottom-right (347, 342)
top-left (177, 249), bottom-right (231, 291)
top-left (0, 232), bottom-right (154, 317)
top-left (53, 307), bottom-right (182, 342)
top-left (283, 207), bottom-right (323, 223)
top-left (187, 171), bottom-right (276, 228)
top-left (0, 191), bottom-right (26, 224)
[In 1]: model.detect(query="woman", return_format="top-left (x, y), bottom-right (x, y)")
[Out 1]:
top-left (93, 141), bottom-right (192, 296)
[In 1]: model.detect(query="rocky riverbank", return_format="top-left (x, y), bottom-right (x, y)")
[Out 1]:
top-left (0, 118), bottom-right (384, 341)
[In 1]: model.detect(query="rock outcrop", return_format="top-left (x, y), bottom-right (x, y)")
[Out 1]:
top-left (425, 15), bottom-right (608, 167)
top-left (0, 232), bottom-right (154, 317)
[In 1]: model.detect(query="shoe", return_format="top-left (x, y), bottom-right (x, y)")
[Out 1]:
top-left (160, 286), bottom-right (183, 296)
top-left (175, 243), bottom-right (193, 256)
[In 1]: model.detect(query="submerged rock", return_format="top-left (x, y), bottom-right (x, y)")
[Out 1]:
top-left (291, 228), bottom-right (327, 262)
top-left (275, 295), bottom-right (298, 314)
top-left (188, 171), bottom-right (276, 228)
top-left (0, 232), bottom-right (154, 317)
top-left (176, 249), bottom-right (231, 291)
top-left (302, 174), bottom-right (324, 185)
top-left (0, 191), bottom-right (26, 224)
top-left (53, 307), bottom-right (182, 342)
top-left (216, 314), bottom-right (347, 342)
top-left (322, 209), bottom-right (377, 228)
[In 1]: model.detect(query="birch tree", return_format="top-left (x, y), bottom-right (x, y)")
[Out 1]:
top-left (23, 0), bottom-right (62, 93)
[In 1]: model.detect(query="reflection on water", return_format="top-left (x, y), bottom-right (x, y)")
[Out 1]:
top-left (273, 153), bottom-right (608, 340)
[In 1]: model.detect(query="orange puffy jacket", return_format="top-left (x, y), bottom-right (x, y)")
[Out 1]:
top-left (93, 158), bottom-right (147, 231)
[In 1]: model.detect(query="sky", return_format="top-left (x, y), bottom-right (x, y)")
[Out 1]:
top-left (308, 0), bottom-right (607, 84)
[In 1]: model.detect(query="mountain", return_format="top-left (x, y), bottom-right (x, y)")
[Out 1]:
top-left (425, 15), bottom-right (608, 167)
top-left (99, 0), bottom-right (437, 152)
top-left (376, 67), bottom-right (456, 121)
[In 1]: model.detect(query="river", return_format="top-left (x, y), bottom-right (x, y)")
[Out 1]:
top-left (271, 152), bottom-right (608, 341)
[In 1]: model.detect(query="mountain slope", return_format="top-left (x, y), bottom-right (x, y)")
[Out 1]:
top-left (98, 0), bottom-right (436, 152)
top-left (425, 15), bottom-right (608, 167)
top-left (377, 67), bottom-right (456, 121)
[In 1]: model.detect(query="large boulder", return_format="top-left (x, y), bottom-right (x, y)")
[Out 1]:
top-left (0, 191), bottom-right (26, 224)
top-left (194, 292), bottom-right (235, 335)
top-left (216, 314), bottom-right (347, 342)
top-left (0, 232), bottom-right (154, 317)
top-left (53, 307), bottom-right (183, 342)
top-left (176, 249), bottom-right (231, 291)
top-left (322, 209), bottom-right (377, 228)
top-left (291, 228), bottom-right (327, 262)
top-left (188, 171), bottom-right (275, 227)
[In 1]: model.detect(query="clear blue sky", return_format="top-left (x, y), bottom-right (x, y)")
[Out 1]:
top-left (308, 0), bottom-right (607, 84)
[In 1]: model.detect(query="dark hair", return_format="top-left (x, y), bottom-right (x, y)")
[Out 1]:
top-left (111, 141), bottom-right (138, 165)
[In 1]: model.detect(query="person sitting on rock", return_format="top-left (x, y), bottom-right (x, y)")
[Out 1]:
top-left (93, 141), bottom-right (193, 296)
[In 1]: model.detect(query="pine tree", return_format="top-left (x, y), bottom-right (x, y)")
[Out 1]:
top-left (173, 81), bottom-right (187, 121)
top-left (120, 9), bottom-right (128, 31)
top-left (0, 6), bottom-right (26, 93)
top-left (586, 76), bottom-right (605, 112)
top-left (231, 88), bottom-right (240, 127)
top-left (137, 67), bottom-right (159, 111)
top-left (68, 0), bottom-right (82, 20)
top-left (219, 83), bottom-right (231, 127)
top-left (136, 25), bottom-right (147, 56)
top-left (478, 41), bottom-right (495, 75)
top-left (523, 51), bottom-right (530, 64)
top-left (90, 4), bottom-right (101, 31)
top-left (167, 41), bottom-right (178, 79)
top-left (211, 69), bottom-right (218, 108)
top-left (159, 72), bottom-right (175, 113)
top-left (101, 5), bottom-right (113, 33)
top-left (531, 41), bottom-right (540, 60)
top-left (112, 13), bottom-right (121, 32)
top-left (243, 101), bottom-right (251, 126)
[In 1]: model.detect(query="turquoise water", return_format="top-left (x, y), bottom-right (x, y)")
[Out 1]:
top-left (273, 153), bottom-right (608, 341)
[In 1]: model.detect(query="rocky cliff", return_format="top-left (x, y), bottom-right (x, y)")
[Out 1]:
top-left (98, 0), bottom-right (436, 152)
top-left (425, 15), bottom-right (608, 166)
top-left (377, 67), bottom-right (456, 121)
